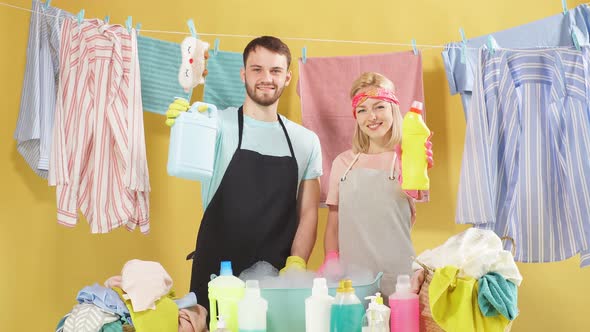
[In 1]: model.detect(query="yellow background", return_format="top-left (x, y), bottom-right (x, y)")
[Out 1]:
top-left (1, 0), bottom-right (589, 330)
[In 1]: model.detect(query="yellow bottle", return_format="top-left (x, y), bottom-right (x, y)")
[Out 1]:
top-left (401, 101), bottom-right (430, 190)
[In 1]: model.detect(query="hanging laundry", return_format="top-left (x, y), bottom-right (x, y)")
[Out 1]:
top-left (137, 35), bottom-right (193, 115)
top-left (14, 0), bottom-right (71, 178)
top-left (442, 4), bottom-right (590, 119)
top-left (297, 51), bottom-right (425, 203)
top-left (456, 47), bottom-right (590, 267)
top-left (202, 50), bottom-right (246, 109)
top-left (49, 18), bottom-right (150, 234)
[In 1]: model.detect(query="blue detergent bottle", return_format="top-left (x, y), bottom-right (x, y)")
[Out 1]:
top-left (330, 279), bottom-right (365, 332)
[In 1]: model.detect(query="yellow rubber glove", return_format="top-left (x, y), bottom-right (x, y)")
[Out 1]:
top-left (279, 256), bottom-right (307, 275)
top-left (165, 97), bottom-right (191, 127)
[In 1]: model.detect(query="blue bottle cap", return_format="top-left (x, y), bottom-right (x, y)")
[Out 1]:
top-left (220, 261), bottom-right (233, 276)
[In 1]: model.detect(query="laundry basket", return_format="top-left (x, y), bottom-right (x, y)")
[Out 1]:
top-left (415, 236), bottom-right (516, 332)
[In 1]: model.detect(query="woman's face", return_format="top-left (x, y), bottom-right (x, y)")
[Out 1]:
top-left (354, 88), bottom-right (394, 142)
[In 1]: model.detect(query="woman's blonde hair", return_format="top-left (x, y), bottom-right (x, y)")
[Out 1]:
top-left (349, 72), bottom-right (402, 153)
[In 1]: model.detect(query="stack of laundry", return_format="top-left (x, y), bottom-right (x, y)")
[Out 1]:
top-left (414, 228), bottom-right (522, 332)
top-left (55, 259), bottom-right (207, 332)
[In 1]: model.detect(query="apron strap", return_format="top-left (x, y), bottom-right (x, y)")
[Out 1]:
top-left (341, 153), bottom-right (361, 181)
top-left (389, 152), bottom-right (398, 180)
top-left (237, 107), bottom-right (295, 158)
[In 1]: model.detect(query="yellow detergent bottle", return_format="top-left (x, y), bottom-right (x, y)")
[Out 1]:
top-left (401, 101), bottom-right (430, 190)
top-left (209, 261), bottom-right (245, 332)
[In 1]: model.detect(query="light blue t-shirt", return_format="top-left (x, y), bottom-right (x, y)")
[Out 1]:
top-left (201, 107), bottom-right (323, 208)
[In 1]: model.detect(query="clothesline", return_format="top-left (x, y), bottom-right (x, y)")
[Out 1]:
top-left (1, 0), bottom-right (587, 52)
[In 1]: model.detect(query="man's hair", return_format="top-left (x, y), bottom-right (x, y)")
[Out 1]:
top-left (243, 36), bottom-right (292, 68)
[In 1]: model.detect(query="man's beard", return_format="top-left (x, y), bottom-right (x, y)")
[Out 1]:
top-left (245, 82), bottom-right (285, 107)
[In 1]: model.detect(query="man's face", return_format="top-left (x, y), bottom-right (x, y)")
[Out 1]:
top-left (241, 47), bottom-right (291, 107)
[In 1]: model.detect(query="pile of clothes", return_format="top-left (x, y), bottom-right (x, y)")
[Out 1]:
top-left (55, 259), bottom-right (207, 332)
top-left (415, 228), bottom-right (522, 332)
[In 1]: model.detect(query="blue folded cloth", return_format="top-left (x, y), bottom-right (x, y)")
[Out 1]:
top-left (77, 283), bottom-right (130, 317)
top-left (477, 272), bottom-right (519, 320)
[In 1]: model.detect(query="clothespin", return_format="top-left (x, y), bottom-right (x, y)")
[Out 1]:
top-left (187, 19), bottom-right (197, 38)
top-left (572, 27), bottom-right (582, 51)
top-left (562, 0), bottom-right (568, 15)
top-left (302, 46), bottom-right (307, 64)
top-left (44, 0), bottom-right (51, 9)
top-left (136, 23), bottom-right (142, 35)
top-left (126, 16), bottom-right (133, 33)
top-left (459, 27), bottom-right (467, 64)
top-left (104, 15), bottom-right (110, 24)
top-left (487, 35), bottom-right (497, 55)
top-left (77, 9), bottom-right (85, 25)
top-left (213, 38), bottom-right (220, 56)
top-left (411, 39), bottom-right (419, 55)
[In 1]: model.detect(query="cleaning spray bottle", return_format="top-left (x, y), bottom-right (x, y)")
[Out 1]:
top-left (388, 275), bottom-right (419, 332)
top-left (401, 101), bottom-right (431, 190)
top-left (306, 277), bottom-right (334, 332)
top-left (330, 279), bottom-right (365, 332)
top-left (361, 293), bottom-right (390, 332)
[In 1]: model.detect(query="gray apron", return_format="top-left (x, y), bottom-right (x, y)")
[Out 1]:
top-left (339, 152), bottom-right (415, 297)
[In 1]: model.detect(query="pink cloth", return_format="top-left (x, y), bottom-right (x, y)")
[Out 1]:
top-left (297, 51), bottom-right (425, 203)
top-left (104, 275), bottom-right (123, 288)
top-left (121, 259), bottom-right (173, 312)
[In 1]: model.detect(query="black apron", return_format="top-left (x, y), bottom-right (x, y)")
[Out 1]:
top-left (187, 107), bottom-right (299, 315)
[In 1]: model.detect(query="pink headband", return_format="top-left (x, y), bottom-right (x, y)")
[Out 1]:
top-left (351, 88), bottom-right (400, 118)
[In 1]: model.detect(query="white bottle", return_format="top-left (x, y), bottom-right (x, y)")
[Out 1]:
top-left (305, 278), bottom-right (334, 332)
top-left (362, 293), bottom-right (391, 332)
top-left (238, 280), bottom-right (268, 332)
top-left (215, 315), bottom-right (231, 332)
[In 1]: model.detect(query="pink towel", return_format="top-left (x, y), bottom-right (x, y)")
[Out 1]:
top-left (297, 51), bottom-right (425, 203)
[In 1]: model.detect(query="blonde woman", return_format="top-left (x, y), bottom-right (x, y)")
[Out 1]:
top-left (320, 72), bottom-right (432, 296)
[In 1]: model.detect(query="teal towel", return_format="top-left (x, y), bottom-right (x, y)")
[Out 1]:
top-left (137, 35), bottom-right (192, 115)
top-left (478, 272), bottom-right (519, 320)
top-left (203, 50), bottom-right (245, 109)
top-left (100, 320), bottom-right (123, 332)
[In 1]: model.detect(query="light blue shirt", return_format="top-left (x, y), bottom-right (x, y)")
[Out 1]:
top-left (201, 107), bottom-right (323, 208)
top-left (14, 0), bottom-right (70, 178)
top-left (442, 4), bottom-right (590, 119)
top-left (456, 47), bottom-right (590, 268)
top-left (76, 283), bottom-right (129, 317)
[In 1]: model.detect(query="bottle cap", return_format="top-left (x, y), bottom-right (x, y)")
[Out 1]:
top-left (220, 261), bottom-right (233, 276)
top-left (396, 274), bottom-right (411, 293)
top-left (409, 101), bottom-right (424, 114)
top-left (337, 279), bottom-right (354, 293)
top-left (312, 278), bottom-right (329, 296)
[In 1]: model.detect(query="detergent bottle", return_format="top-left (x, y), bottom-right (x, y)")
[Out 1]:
top-left (330, 279), bottom-right (365, 332)
top-left (388, 275), bottom-right (419, 332)
top-left (361, 293), bottom-right (390, 332)
top-left (238, 280), bottom-right (268, 332)
top-left (401, 101), bottom-right (431, 190)
top-left (305, 278), bottom-right (334, 332)
top-left (209, 261), bottom-right (245, 332)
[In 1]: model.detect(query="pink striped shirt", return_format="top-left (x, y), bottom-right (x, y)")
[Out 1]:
top-left (49, 18), bottom-right (150, 233)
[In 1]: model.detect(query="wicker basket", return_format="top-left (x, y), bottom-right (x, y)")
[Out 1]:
top-left (415, 236), bottom-right (516, 332)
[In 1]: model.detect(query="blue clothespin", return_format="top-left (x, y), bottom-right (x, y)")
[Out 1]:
top-left (572, 29), bottom-right (581, 51)
top-left (44, 0), bottom-right (51, 9)
top-left (411, 39), bottom-right (419, 55)
top-left (126, 16), bottom-right (133, 33)
top-left (562, 0), bottom-right (568, 15)
top-left (104, 15), bottom-right (110, 24)
top-left (459, 27), bottom-right (467, 64)
top-left (77, 9), bottom-right (85, 25)
top-left (487, 35), bottom-right (497, 55)
top-left (213, 38), bottom-right (220, 56)
top-left (302, 46), bottom-right (307, 64)
top-left (187, 19), bottom-right (197, 38)
top-left (136, 23), bottom-right (142, 35)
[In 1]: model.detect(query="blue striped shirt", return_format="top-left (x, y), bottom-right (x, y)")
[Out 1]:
top-left (457, 47), bottom-right (590, 267)
top-left (14, 0), bottom-right (70, 178)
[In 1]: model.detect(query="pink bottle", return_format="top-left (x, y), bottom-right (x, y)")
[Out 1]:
top-left (389, 275), bottom-right (419, 332)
